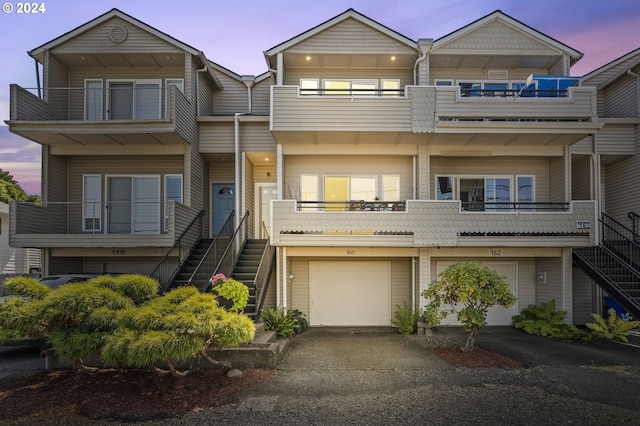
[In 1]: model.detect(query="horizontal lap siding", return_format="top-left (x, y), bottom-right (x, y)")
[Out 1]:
top-left (535, 257), bottom-right (562, 305)
top-left (603, 74), bottom-right (638, 118)
top-left (251, 80), bottom-right (271, 116)
top-left (287, 19), bottom-right (416, 55)
top-left (199, 122), bottom-right (275, 153)
top-left (272, 87), bottom-right (411, 132)
top-left (53, 17), bottom-right (183, 54)
top-left (46, 53), bottom-right (69, 119)
top-left (212, 73), bottom-right (250, 115)
top-left (604, 155), bottom-right (640, 226)
top-left (597, 125), bottom-right (636, 155)
top-left (285, 155), bottom-right (414, 200)
top-left (430, 157), bottom-right (549, 202)
top-left (429, 68), bottom-right (542, 84)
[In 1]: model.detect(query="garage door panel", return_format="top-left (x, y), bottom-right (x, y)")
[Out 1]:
top-left (309, 261), bottom-right (391, 326)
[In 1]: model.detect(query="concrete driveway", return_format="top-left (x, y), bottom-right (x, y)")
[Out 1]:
top-left (189, 326), bottom-right (640, 425)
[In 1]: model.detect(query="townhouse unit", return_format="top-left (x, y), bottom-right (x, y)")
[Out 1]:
top-left (7, 8), bottom-right (636, 326)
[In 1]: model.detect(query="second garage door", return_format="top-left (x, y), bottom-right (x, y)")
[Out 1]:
top-left (309, 261), bottom-right (391, 326)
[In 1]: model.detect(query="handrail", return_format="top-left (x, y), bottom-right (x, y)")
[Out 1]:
top-left (254, 238), bottom-right (275, 317)
top-left (149, 209), bottom-right (204, 292)
top-left (186, 210), bottom-right (236, 290)
top-left (600, 213), bottom-right (640, 266)
top-left (201, 211), bottom-right (250, 292)
top-left (629, 211), bottom-right (640, 237)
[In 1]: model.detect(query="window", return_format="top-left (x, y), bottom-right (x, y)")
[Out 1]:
top-left (323, 80), bottom-right (350, 96)
top-left (300, 79), bottom-right (319, 96)
top-left (381, 79), bottom-right (400, 96)
top-left (436, 176), bottom-right (454, 200)
top-left (434, 80), bottom-right (453, 86)
top-left (107, 80), bottom-right (161, 120)
top-left (382, 175), bottom-right (400, 201)
top-left (164, 175), bottom-right (183, 230)
top-left (351, 79), bottom-right (377, 96)
top-left (84, 80), bottom-right (103, 120)
top-left (165, 79), bottom-right (184, 118)
top-left (483, 82), bottom-right (509, 97)
top-left (517, 176), bottom-right (535, 210)
top-left (300, 174), bottom-right (319, 201)
top-left (485, 177), bottom-right (511, 211)
top-left (458, 81), bottom-right (481, 97)
top-left (83, 175), bottom-right (101, 232)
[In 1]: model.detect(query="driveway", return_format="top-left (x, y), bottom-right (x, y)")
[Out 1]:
top-left (180, 326), bottom-right (640, 425)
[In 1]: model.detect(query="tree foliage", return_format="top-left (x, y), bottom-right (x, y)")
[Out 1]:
top-left (0, 275), bottom-right (255, 376)
top-left (422, 261), bottom-right (516, 351)
top-left (0, 168), bottom-right (28, 203)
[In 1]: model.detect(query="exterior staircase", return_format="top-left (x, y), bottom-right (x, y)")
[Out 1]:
top-left (573, 213), bottom-right (640, 319)
top-left (231, 239), bottom-right (270, 320)
top-left (164, 238), bottom-right (215, 291)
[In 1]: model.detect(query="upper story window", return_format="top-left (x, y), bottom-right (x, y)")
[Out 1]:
top-left (436, 174), bottom-right (535, 212)
top-left (300, 78), bottom-right (402, 97)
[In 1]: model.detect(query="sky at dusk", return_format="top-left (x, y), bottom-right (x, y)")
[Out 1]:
top-left (1, 0), bottom-right (639, 195)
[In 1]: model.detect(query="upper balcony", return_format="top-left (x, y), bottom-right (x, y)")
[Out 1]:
top-left (9, 200), bottom-right (202, 249)
top-left (7, 85), bottom-right (197, 147)
top-left (270, 199), bottom-right (596, 248)
top-left (270, 81), bottom-right (600, 144)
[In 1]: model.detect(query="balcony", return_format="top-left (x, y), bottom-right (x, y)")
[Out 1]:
top-left (271, 200), bottom-right (596, 247)
top-left (271, 84), bottom-right (600, 144)
top-left (7, 85), bottom-right (197, 146)
top-left (9, 201), bottom-right (202, 249)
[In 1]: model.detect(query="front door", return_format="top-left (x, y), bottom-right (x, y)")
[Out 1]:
top-left (212, 184), bottom-right (235, 235)
top-left (256, 184), bottom-right (277, 238)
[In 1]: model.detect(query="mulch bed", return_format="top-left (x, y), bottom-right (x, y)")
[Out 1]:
top-left (432, 347), bottom-right (524, 368)
top-left (0, 368), bottom-right (276, 423)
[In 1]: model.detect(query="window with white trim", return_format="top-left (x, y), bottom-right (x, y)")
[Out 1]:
top-left (83, 175), bottom-right (101, 231)
top-left (164, 175), bottom-right (183, 230)
top-left (107, 79), bottom-right (161, 120)
top-left (84, 80), bottom-right (103, 120)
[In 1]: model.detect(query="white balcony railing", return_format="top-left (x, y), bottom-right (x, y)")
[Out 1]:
top-left (271, 200), bottom-right (597, 247)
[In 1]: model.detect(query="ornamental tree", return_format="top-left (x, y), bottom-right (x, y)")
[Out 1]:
top-left (422, 261), bottom-right (516, 351)
top-left (0, 274), bottom-right (255, 376)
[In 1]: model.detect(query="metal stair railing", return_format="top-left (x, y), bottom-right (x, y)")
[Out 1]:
top-left (629, 211), bottom-right (640, 239)
top-left (601, 213), bottom-right (640, 268)
top-left (199, 211), bottom-right (250, 292)
top-left (149, 209), bottom-right (204, 292)
top-left (253, 229), bottom-right (275, 318)
top-left (573, 244), bottom-right (640, 319)
top-left (183, 211), bottom-right (237, 291)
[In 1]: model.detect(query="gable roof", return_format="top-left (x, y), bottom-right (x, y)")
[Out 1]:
top-left (264, 8), bottom-right (417, 56)
top-left (581, 47), bottom-right (640, 89)
top-left (433, 10), bottom-right (583, 63)
top-left (28, 8), bottom-right (222, 89)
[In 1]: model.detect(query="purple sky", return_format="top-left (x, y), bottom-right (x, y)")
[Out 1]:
top-left (1, 0), bottom-right (639, 195)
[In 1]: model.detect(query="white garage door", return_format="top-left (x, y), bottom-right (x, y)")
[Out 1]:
top-left (309, 261), bottom-right (391, 326)
top-left (436, 262), bottom-right (517, 326)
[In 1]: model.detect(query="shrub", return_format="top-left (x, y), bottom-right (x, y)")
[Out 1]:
top-left (422, 261), bottom-right (516, 351)
top-left (391, 301), bottom-right (419, 335)
top-left (586, 308), bottom-right (640, 342)
top-left (512, 299), bottom-right (589, 341)
top-left (262, 307), bottom-right (307, 338)
top-left (2, 276), bottom-right (51, 300)
top-left (210, 274), bottom-right (249, 312)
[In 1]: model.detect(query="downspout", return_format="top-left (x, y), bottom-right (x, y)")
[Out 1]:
top-left (413, 38), bottom-right (433, 85)
top-left (196, 67), bottom-right (208, 116)
top-left (34, 59), bottom-right (41, 98)
top-left (233, 76), bottom-right (256, 236)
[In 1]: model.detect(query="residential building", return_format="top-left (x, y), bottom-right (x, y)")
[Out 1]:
top-left (9, 8), bottom-right (634, 326)
top-left (1, 201), bottom-right (40, 279)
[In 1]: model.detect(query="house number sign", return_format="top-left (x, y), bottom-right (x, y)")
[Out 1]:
top-left (112, 249), bottom-right (126, 255)
top-left (346, 249), bottom-right (356, 255)
top-left (576, 220), bottom-right (591, 230)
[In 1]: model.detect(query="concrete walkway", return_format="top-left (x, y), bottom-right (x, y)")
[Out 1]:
top-left (152, 326), bottom-right (640, 425)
